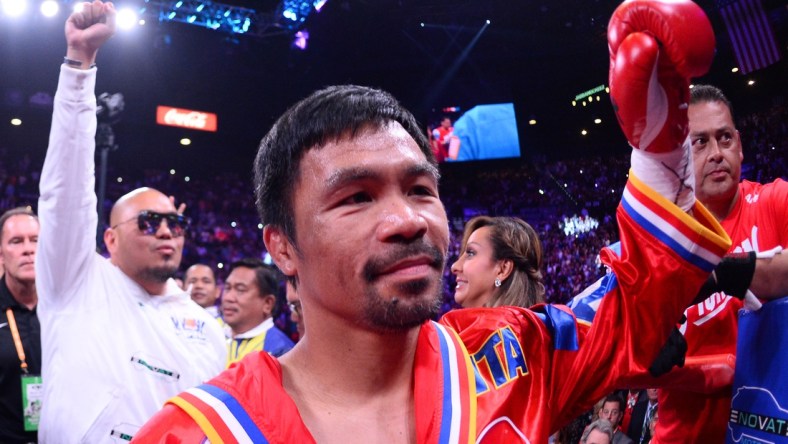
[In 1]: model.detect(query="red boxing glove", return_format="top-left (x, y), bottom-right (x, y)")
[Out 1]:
top-left (608, 0), bottom-right (715, 152)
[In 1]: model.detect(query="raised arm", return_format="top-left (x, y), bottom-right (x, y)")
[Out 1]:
top-left (36, 1), bottom-right (116, 303)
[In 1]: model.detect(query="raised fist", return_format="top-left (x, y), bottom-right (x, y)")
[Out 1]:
top-left (65, 0), bottom-right (116, 68)
top-left (608, 0), bottom-right (715, 153)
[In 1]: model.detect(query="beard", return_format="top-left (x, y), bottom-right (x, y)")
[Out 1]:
top-left (140, 264), bottom-right (178, 284)
top-left (361, 240), bottom-right (446, 332)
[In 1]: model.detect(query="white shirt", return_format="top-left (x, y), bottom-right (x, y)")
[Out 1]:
top-left (36, 66), bottom-right (226, 443)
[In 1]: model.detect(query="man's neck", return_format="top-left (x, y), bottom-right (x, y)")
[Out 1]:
top-left (280, 323), bottom-right (421, 443)
top-left (231, 317), bottom-right (270, 338)
top-left (5, 276), bottom-right (37, 310)
top-left (705, 189), bottom-right (740, 222)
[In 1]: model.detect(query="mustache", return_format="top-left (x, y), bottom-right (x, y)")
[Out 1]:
top-left (363, 241), bottom-right (446, 283)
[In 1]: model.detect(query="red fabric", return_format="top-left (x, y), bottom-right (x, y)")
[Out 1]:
top-left (133, 181), bottom-right (730, 443)
top-left (650, 179), bottom-right (788, 444)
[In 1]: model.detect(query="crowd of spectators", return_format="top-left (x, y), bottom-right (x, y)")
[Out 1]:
top-left (1, 103), bottom-right (785, 322)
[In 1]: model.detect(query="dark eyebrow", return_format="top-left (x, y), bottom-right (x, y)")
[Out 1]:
top-left (324, 162), bottom-right (440, 195)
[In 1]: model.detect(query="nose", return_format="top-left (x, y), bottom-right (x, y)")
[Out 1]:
top-left (705, 138), bottom-right (724, 162)
top-left (450, 256), bottom-right (463, 275)
top-left (155, 218), bottom-right (174, 239)
top-left (377, 195), bottom-right (428, 242)
top-left (23, 239), bottom-right (37, 254)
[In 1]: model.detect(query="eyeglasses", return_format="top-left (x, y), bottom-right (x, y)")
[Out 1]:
top-left (288, 301), bottom-right (302, 315)
top-left (111, 211), bottom-right (191, 237)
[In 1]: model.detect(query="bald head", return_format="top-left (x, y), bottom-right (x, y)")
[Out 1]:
top-left (110, 187), bottom-right (176, 227)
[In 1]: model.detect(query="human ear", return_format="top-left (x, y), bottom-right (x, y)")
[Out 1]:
top-left (263, 226), bottom-right (298, 277)
top-left (497, 259), bottom-right (514, 281)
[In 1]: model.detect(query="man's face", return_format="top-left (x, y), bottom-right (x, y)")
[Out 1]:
top-left (441, 118), bottom-right (451, 129)
top-left (585, 429), bottom-right (611, 444)
top-left (222, 267), bottom-right (274, 335)
top-left (0, 214), bottom-right (39, 286)
top-left (647, 388), bottom-right (659, 402)
top-left (107, 191), bottom-right (184, 286)
top-left (599, 401), bottom-right (622, 428)
top-left (274, 122), bottom-right (449, 332)
top-left (689, 100), bottom-right (743, 208)
top-left (185, 265), bottom-right (219, 308)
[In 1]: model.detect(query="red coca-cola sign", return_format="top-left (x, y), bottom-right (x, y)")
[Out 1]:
top-left (156, 106), bottom-right (218, 132)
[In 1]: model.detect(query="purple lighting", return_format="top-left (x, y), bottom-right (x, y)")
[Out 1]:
top-left (294, 30), bottom-right (309, 50)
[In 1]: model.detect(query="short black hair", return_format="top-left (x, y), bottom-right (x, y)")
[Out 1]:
top-left (0, 207), bottom-right (37, 243)
top-left (253, 85), bottom-right (435, 247)
top-left (228, 257), bottom-right (281, 298)
top-left (690, 84), bottom-right (735, 123)
top-left (603, 393), bottom-right (625, 411)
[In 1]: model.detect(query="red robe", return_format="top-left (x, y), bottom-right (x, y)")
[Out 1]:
top-left (132, 174), bottom-right (730, 443)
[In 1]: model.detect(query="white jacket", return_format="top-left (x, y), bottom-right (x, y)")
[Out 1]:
top-left (36, 65), bottom-right (226, 443)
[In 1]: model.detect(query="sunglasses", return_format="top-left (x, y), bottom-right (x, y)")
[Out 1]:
top-left (112, 210), bottom-right (191, 237)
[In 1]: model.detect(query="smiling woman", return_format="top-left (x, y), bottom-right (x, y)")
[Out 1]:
top-left (451, 215), bottom-right (545, 309)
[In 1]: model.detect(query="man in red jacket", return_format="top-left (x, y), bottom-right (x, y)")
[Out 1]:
top-left (133, 1), bottom-right (731, 442)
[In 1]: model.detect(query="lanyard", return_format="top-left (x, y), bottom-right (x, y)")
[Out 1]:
top-left (5, 308), bottom-right (29, 374)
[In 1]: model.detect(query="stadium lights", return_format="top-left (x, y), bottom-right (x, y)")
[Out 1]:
top-left (747, 79), bottom-right (755, 86)
top-left (11, 118), bottom-right (22, 126)
top-left (40, 0), bottom-right (58, 16)
top-left (116, 7), bottom-right (138, 29)
top-left (2, 0), bottom-right (27, 17)
top-left (180, 137), bottom-right (191, 145)
top-left (732, 67), bottom-right (739, 73)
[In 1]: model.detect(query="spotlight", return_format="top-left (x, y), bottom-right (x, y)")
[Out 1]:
top-left (11, 118), bottom-right (22, 126)
top-left (116, 8), bottom-right (138, 29)
top-left (731, 67), bottom-right (739, 73)
top-left (581, 129), bottom-right (588, 136)
top-left (528, 119), bottom-right (537, 125)
top-left (180, 138), bottom-right (191, 146)
top-left (747, 80), bottom-right (755, 86)
top-left (2, 0), bottom-right (27, 17)
top-left (594, 118), bottom-right (601, 124)
top-left (40, 0), bottom-right (58, 17)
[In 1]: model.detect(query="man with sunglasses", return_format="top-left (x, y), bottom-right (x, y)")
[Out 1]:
top-left (34, 2), bottom-right (225, 442)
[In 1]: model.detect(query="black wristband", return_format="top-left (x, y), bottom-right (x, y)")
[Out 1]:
top-left (715, 251), bottom-right (756, 299)
top-left (63, 57), bottom-right (97, 69)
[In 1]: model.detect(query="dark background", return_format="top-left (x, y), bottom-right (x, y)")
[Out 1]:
top-left (1, 0), bottom-right (786, 180)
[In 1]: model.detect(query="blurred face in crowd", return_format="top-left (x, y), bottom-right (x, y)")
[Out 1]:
top-left (0, 214), bottom-right (39, 287)
top-left (105, 188), bottom-right (184, 291)
top-left (265, 122), bottom-right (449, 332)
top-left (647, 388), bottom-right (659, 402)
top-left (689, 100), bottom-right (743, 211)
top-left (451, 226), bottom-right (504, 308)
top-left (584, 429), bottom-right (611, 444)
top-left (599, 401), bottom-right (623, 429)
top-left (222, 266), bottom-right (275, 335)
top-left (440, 117), bottom-right (451, 129)
top-left (185, 264), bottom-right (219, 308)
top-left (286, 281), bottom-right (305, 338)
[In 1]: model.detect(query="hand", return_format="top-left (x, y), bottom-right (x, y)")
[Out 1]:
top-left (649, 324), bottom-right (688, 377)
top-left (65, 1), bottom-right (116, 68)
top-left (169, 196), bottom-right (187, 215)
top-left (692, 251), bottom-right (757, 304)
